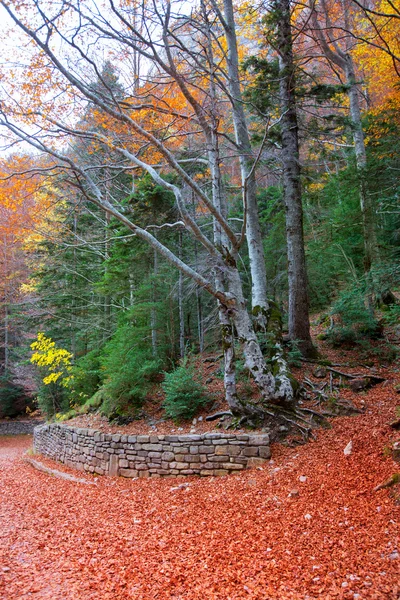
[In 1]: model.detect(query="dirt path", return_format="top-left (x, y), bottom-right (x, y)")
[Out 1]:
top-left (0, 391), bottom-right (399, 599)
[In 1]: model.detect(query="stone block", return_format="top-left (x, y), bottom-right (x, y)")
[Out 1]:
top-left (148, 451), bottom-right (162, 458)
top-left (165, 435), bottom-right (179, 442)
top-left (204, 433), bottom-right (221, 439)
top-left (178, 434), bottom-right (202, 442)
top-left (222, 463), bottom-right (244, 470)
top-left (185, 454), bottom-right (200, 462)
top-left (216, 445), bottom-right (241, 456)
top-left (128, 435), bottom-right (137, 443)
top-left (248, 434), bottom-right (269, 446)
top-left (138, 471), bottom-right (150, 478)
top-left (120, 468), bottom-right (138, 478)
top-left (259, 446), bottom-right (271, 459)
top-left (142, 444), bottom-right (163, 452)
top-left (108, 454), bottom-right (119, 477)
top-left (173, 462), bottom-right (189, 470)
top-left (162, 452), bottom-right (175, 462)
top-left (137, 435), bottom-right (150, 443)
top-left (189, 446), bottom-right (199, 454)
top-left (198, 446), bottom-right (213, 454)
top-left (214, 469), bottom-right (229, 476)
top-left (119, 459), bottom-right (129, 468)
top-left (243, 447), bottom-right (259, 457)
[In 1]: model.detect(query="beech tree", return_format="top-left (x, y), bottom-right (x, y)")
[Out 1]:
top-left (0, 0), bottom-right (296, 418)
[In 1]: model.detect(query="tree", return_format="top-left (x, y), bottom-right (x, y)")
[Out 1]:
top-left (0, 0), bottom-right (296, 419)
top-left (271, 0), bottom-right (316, 357)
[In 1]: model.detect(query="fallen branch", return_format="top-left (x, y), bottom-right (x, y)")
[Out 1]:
top-left (373, 473), bottom-right (400, 492)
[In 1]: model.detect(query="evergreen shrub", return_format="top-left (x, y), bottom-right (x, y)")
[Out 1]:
top-left (162, 362), bottom-right (209, 421)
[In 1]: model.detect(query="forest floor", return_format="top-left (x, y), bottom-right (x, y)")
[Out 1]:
top-left (1, 336), bottom-right (400, 599)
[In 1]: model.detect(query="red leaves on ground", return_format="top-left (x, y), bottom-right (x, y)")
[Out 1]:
top-left (0, 375), bottom-right (399, 599)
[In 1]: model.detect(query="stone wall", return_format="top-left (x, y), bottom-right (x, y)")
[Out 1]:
top-left (34, 423), bottom-right (271, 478)
top-left (0, 420), bottom-right (44, 435)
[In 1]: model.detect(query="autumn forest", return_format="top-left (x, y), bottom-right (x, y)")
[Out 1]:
top-left (0, 0), bottom-right (399, 426)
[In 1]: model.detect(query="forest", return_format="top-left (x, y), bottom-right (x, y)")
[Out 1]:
top-left (0, 0), bottom-right (399, 429)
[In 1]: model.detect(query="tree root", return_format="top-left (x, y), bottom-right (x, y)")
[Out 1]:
top-left (205, 411), bottom-right (233, 422)
top-left (374, 473), bottom-right (400, 492)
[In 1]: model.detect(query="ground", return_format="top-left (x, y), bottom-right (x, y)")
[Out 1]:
top-left (0, 371), bottom-right (399, 599)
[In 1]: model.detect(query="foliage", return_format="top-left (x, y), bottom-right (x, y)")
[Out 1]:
top-left (96, 304), bottom-right (165, 418)
top-left (162, 361), bottom-right (209, 421)
top-left (67, 350), bottom-right (103, 407)
top-left (0, 373), bottom-right (29, 418)
top-left (30, 333), bottom-right (73, 386)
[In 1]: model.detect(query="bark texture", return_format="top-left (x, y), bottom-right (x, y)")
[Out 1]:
top-left (275, 0), bottom-right (316, 358)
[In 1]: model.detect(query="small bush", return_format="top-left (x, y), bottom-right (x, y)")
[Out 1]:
top-left (36, 382), bottom-right (69, 419)
top-left (162, 363), bottom-right (209, 421)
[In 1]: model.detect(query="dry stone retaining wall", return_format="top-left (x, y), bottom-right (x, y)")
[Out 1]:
top-left (34, 423), bottom-right (271, 478)
top-left (0, 420), bottom-right (44, 435)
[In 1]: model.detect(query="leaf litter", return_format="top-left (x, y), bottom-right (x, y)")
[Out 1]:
top-left (0, 371), bottom-right (399, 599)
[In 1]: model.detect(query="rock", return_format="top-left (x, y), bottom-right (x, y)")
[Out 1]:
top-left (192, 418), bottom-right (197, 425)
top-left (198, 416), bottom-right (203, 422)
top-left (205, 377), bottom-right (213, 384)
top-left (344, 441), bottom-right (353, 456)
top-left (289, 489), bottom-right (299, 498)
top-left (349, 377), bottom-right (371, 392)
top-left (304, 513), bottom-right (312, 520)
top-left (299, 475), bottom-right (307, 483)
top-left (313, 367), bottom-right (327, 378)
top-left (393, 441), bottom-right (400, 463)
top-left (388, 550), bottom-right (399, 560)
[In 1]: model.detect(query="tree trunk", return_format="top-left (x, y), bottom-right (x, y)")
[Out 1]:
top-left (221, 0), bottom-right (269, 318)
top-left (178, 230), bottom-right (185, 359)
top-left (276, 0), bottom-right (316, 357)
top-left (344, 57), bottom-right (378, 274)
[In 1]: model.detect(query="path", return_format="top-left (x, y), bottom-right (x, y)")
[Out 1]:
top-left (0, 391), bottom-right (399, 599)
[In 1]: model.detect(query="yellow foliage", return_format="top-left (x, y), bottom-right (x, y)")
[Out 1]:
top-left (30, 333), bottom-right (73, 387)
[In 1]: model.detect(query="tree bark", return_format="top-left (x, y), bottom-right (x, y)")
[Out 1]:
top-left (219, 0), bottom-right (269, 317)
top-left (275, 0), bottom-right (316, 357)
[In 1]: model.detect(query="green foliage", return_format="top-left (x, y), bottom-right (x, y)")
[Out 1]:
top-left (36, 381), bottom-right (69, 419)
top-left (67, 350), bottom-right (102, 407)
top-left (286, 341), bottom-right (303, 368)
top-left (96, 302), bottom-right (165, 418)
top-left (325, 280), bottom-right (381, 347)
top-left (162, 361), bottom-right (209, 421)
